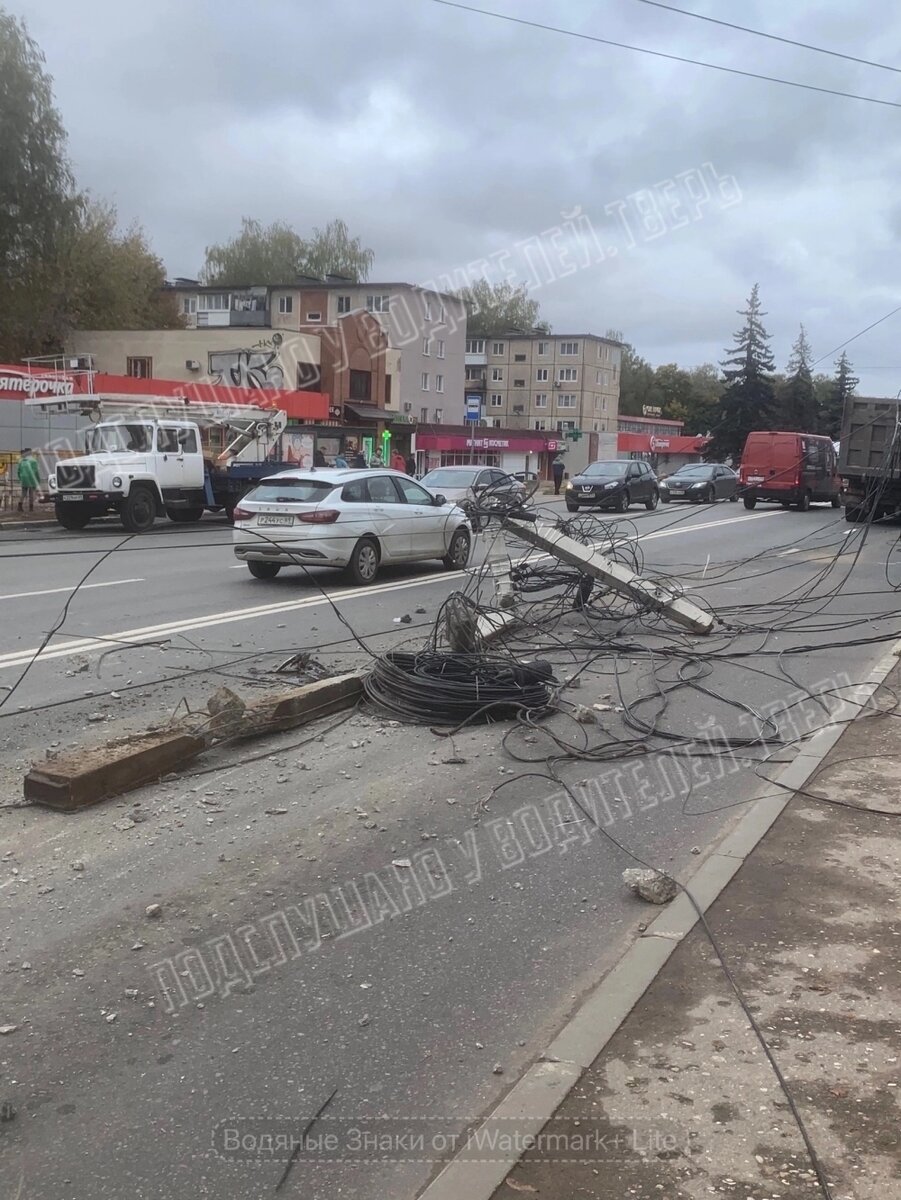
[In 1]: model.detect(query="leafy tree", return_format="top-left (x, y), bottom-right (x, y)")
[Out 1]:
top-left (820, 351), bottom-right (859, 438)
top-left (456, 279), bottom-right (549, 338)
top-left (780, 325), bottom-right (817, 431)
top-left (706, 284), bottom-right (777, 462)
top-left (58, 200), bottom-right (182, 332)
top-left (200, 217), bottom-right (373, 285)
top-left (618, 344), bottom-right (662, 416)
top-left (663, 362), bottom-right (721, 433)
top-left (0, 9), bottom-right (77, 358)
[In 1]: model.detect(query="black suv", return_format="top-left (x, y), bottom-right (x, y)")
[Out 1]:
top-left (565, 460), bottom-right (659, 512)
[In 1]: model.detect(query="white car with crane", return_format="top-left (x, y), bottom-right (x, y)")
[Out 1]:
top-left (24, 393), bottom-right (290, 533)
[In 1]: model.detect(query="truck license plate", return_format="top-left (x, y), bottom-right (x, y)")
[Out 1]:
top-left (60, 494), bottom-right (84, 501)
top-left (257, 514), bottom-right (294, 526)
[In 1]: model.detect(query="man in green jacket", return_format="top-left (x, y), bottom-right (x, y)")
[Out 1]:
top-left (17, 449), bottom-right (40, 514)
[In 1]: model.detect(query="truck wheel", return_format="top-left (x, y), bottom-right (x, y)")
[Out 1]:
top-left (743, 496), bottom-right (757, 510)
top-left (845, 506), bottom-right (867, 523)
top-left (831, 494), bottom-right (842, 509)
top-left (346, 537), bottom-right (380, 585)
top-left (55, 506), bottom-right (91, 531)
top-left (247, 561), bottom-right (281, 579)
top-left (166, 507), bottom-right (205, 523)
top-left (120, 488), bottom-right (157, 533)
top-left (796, 490), bottom-right (811, 512)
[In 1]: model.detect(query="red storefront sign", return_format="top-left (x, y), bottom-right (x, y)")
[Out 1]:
top-left (417, 432), bottom-right (557, 453)
top-left (0, 365), bottom-right (329, 422)
top-left (618, 431), bottom-right (709, 455)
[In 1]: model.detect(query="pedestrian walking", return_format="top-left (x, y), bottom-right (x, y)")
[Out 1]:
top-left (370, 451), bottom-right (384, 468)
top-left (334, 452), bottom-right (348, 468)
top-left (17, 449), bottom-right (40, 514)
top-left (313, 448), bottom-right (327, 468)
top-left (551, 453), bottom-right (566, 496)
top-left (405, 454), bottom-right (417, 475)
top-left (391, 449), bottom-right (406, 473)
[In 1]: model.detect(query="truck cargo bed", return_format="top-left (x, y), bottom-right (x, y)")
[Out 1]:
top-left (839, 397), bottom-right (901, 478)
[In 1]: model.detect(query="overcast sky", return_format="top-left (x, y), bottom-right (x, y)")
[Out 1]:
top-left (14, 0), bottom-right (901, 392)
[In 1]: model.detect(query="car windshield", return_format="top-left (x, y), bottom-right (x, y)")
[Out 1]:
top-left (85, 423), bottom-right (153, 453)
top-left (244, 479), bottom-right (335, 503)
top-left (582, 461), bottom-right (629, 477)
top-left (673, 466), bottom-right (714, 478)
top-left (420, 468), bottom-right (479, 487)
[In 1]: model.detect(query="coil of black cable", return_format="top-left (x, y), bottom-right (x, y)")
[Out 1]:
top-left (363, 651), bottom-right (555, 725)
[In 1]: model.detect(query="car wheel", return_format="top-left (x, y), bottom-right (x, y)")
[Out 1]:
top-left (443, 527), bottom-right (471, 570)
top-left (660, 491), bottom-right (671, 503)
top-left (247, 560), bottom-right (281, 579)
top-left (644, 488), bottom-right (659, 511)
top-left (743, 496), bottom-right (757, 510)
top-left (120, 487), bottom-right (156, 533)
top-left (615, 490), bottom-right (630, 512)
top-left (705, 486), bottom-right (716, 504)
top-left (729, 491), bottom-right (738, 502)
top-left (347, 537), bottom-right (380, 585)
top-left (565, 501), bottom-right (578, 512)
top-left (797, 490), bottom-right (811, 512)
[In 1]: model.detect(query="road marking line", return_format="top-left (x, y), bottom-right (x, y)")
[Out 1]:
top-left (0, 578), bottom-right (144, 602)
top-left (0, 510), bottom-right (786, 673)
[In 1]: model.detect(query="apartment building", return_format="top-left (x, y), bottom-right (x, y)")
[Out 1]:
top-left (170, 279), bottom-right (467, 424)
top-left (464, 332), bottom-right (622, 438)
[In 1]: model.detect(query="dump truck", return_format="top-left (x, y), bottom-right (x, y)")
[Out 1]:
top-left (838, 394), bottom-right (901, 522)
top-left (24, 393), bottom-right (291, 532)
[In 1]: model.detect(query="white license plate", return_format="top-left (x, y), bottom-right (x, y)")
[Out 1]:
top-left (747, 476), bottom-right (764, 483)
top-left (60, 493), bottom-right (85, 501)
top-left (669, 488), bottom-right (684, 494)
top-left (257, 514), bottom-right (294, 527)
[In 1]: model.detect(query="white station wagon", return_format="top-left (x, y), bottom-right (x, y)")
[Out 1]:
top-left (232, 468), bottom-right (472, 584)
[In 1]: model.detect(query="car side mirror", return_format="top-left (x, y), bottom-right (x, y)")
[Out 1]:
top-left (433, 493), bottom-right (446, 506)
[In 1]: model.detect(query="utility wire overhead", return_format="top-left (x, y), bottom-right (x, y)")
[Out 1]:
top-left (633, 0), bottom-right (901, 76)
top-left (812, 302), bottom-right (901, 366)
top-left (428, 0), bottom-right (901, 109)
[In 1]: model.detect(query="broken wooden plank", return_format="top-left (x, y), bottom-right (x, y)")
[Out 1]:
top-left (25, 732), bottom-right (206, 812)
top-left (504, 515), bottom-right (715, 635)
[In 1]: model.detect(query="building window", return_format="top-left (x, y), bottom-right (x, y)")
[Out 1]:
top-left (560, 341), bottom-right (579, 356)
top-left (514, 353), bottom-right (527, 362)
top-left (558, 367), bottom-right (578, 382)
top-left (421, 372), bottom-right (429, 391)
top-left (198, 294), bottom-right (228, 311)
top-left (424, 298), bottom-right (432, 320)
top-left (598, 343), bottom-right (610, 360)
top-left (420, 406), bottom-right (429, 423)
top-left (491, 367), bottom-right (503, 382)
top-left (296, 362), bottom-right (321, 390)
top-left (278, 295), bottom-right (293, 315)
top-left (557, 419), bottom-right (576, 432)
top-left (537, 341), bottom-right (549, 356)
top-left (126, 357), bottom-right (152, 379)
top-left (534, 393), bottom-right (548, 408)
top-left (533, 419), bottom-right (548, 431)
top-left (536, 367), bottom-right (549, 382)
top-left (349, 370), bottom-right (372, 402)
top-left (436, 339), bottom-right (445, 359)
top-left (182, 297), bottom-right (196, 315)
top-left (491, 341), bottom-right (505, 356)
top-left (436, 374), bottom-right (444, 393)
top-left (557, 393), bottom-right (577, 409)
top-left (423, 337), bottom-right (430, 356)
top-left (489, 394), bottom-right (503, 407)
top-left (465, 366), bottom-right (485, 382)
top-left (337, 295), bottom-right (352, 314)
top-left (305, 310), bottom-right (321, 322)
top-left (367, 294), bottom-right (390, 313)
top-left (513, 378), bottom-right (526, 388)
top-left (466, 338), bottom-right (485, 354)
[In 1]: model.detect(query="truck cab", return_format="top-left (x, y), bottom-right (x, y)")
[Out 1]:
top-left (50, 418), bottom-right (208, 532)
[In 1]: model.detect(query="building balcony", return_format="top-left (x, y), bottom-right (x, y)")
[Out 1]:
top-left (465, 353), bottom-right (488, 366)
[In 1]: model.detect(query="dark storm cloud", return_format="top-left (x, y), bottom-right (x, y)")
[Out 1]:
top-left (15, 0), bottom-right (901, 390)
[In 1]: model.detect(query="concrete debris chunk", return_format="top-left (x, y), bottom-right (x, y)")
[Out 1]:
top-left (144, 903), bottom-right (162, 919)
top-left (622, 868), bottom-right (678, 904)
top-left (206, 686), bottom-right (248, 740)
top-left (113, 817), bottom-right (136, 832)
top-left (0, 1025), bottom-right (18, 1036)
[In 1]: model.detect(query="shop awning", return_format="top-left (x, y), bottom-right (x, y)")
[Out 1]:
top-left (344, 402), bottom-right (400, 422)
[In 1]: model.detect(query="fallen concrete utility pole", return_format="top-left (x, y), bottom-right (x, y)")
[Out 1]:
top-left (24, 671), bottom-right (365, 812)
top-left (503, 514), bottom-right (716, 635)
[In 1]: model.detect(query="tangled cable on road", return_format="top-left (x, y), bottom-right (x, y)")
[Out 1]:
top-left (363, 649), bottom-right (556, 727)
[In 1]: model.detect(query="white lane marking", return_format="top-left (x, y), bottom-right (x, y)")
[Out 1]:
top-left (0, 509), bottom-right (785, 673)
top-left (0, 578), bottom-right (144, 602)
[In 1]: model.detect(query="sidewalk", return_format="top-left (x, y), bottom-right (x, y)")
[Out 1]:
top-left (487, 668), bottom-right (901, 1199)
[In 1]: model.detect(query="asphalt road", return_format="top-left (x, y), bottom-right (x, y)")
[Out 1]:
top-left (1, 499), bottom-right (900, 1199)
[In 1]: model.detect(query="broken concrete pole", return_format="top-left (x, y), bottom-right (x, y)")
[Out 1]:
top-left (24, 732), bottom-right (206, 812)
top-left (622, 868), bottom-right (678, 904)
top-left (231, 672), bottom-right (365, 738)
top-left (206, 685), bottom-right (248, 741)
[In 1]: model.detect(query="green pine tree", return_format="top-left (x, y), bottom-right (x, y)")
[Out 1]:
top-left (780, 325), bottom-right (817, 431)
top-left (820, 351), bottom-right (859, 438)
top-left (707, 284), bottom-right (777, 462)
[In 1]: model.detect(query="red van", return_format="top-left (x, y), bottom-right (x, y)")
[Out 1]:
top-left (739, 431), bottom-right (842, 511)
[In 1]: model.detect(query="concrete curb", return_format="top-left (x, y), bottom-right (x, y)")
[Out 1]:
top-left (416, 640), bottom-right (901, 1200)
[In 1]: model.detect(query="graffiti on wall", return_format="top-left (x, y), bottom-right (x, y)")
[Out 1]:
top-left (208, 348), bottom-right (285, 390)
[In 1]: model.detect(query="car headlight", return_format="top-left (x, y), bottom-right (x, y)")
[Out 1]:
top-left (603, 481), bottom-right (620, 490)
top-left (689, 481), bottom-right (706, 489)
top-left (564, 480), bottom-right (573, 490)
top-left (112, 475), bottom-right (123, 489)
top-left (48, 474), bottom-right (57, 491)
